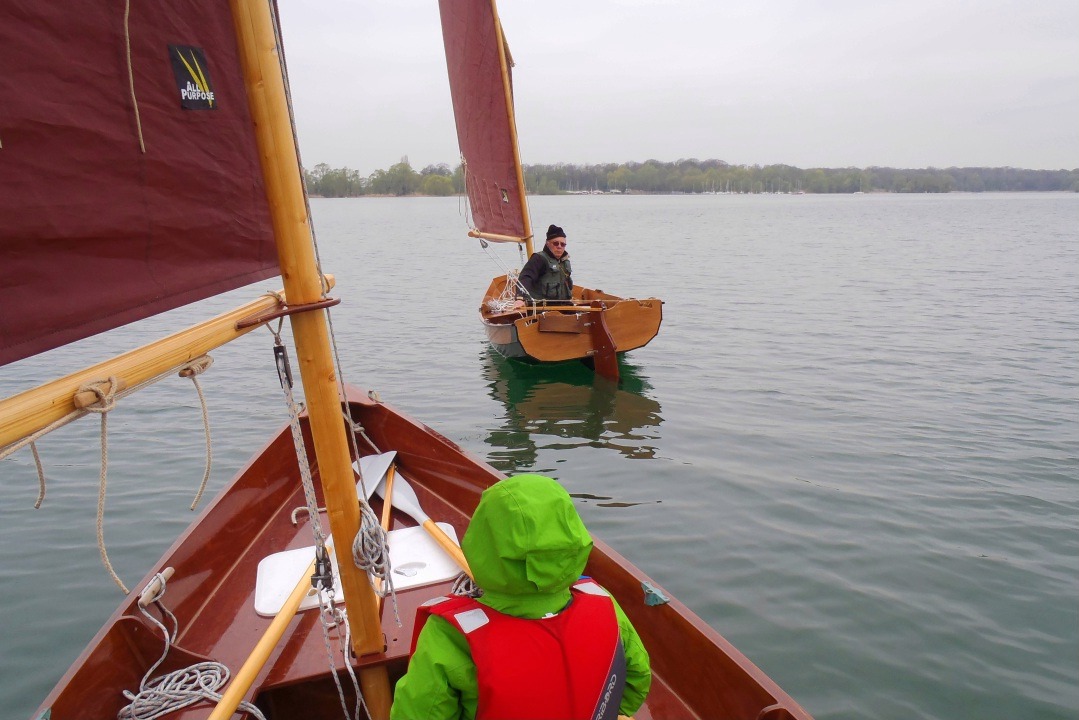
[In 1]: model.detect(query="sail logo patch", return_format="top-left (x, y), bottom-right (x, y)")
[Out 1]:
top-left (169, 45), bottom-right (216, 110)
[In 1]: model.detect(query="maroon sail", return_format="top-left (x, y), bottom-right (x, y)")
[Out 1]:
top-left (0, 1), bottom-right (279, 366)
top-left (438, 0), bottom-right (529, 243)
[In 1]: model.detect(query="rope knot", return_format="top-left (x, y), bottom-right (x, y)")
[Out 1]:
top-left (178, 355), bottom-right (214, 378)
top-left (76, 377), bottom-right (120, 414)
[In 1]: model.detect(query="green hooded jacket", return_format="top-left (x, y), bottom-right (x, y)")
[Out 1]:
top-left (390, 474), bottom-right (651, 720)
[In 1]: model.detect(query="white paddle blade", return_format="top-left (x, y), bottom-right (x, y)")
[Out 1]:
top-left (375, 473), bottom-right (429, 524)
top-left (353, 451), bottom-right (397, 500)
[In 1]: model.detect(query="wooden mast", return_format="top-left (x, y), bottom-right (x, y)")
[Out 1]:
top-left (229, 1), bottom-right (391, 718)
top-left (490, 0), bottom-right (534, 257)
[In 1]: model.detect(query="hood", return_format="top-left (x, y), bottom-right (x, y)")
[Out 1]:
top-left (462, 474), bottom-right (592, 617)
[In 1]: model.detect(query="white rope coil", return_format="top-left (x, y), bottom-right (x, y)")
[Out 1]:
top-left (119, 572), bottom-right (267, 720)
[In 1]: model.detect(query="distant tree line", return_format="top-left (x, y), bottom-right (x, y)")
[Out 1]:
top-left (304, 157), bottom-right (1079, 197)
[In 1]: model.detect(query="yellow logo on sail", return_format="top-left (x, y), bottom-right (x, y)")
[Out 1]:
top-left (168, 45), bottom-right (216, 110)
top-left (175, 49), bottom-right (214, 106)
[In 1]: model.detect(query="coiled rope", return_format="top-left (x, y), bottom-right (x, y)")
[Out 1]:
top-left (451, 572), bottom-right (483, 599)
top-left (118, 572), bottom-right (266, 720)
top-left (352, 502), bottom-right (400, 626)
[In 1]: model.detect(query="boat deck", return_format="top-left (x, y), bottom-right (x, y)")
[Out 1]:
top-left (35, 389), bottom-right (807, 720)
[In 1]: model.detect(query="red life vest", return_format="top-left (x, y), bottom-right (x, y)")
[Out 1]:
top-left (414, 579), bottom-right (626, 720)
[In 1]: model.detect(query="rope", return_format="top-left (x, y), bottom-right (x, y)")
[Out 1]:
top-left (314, 600), bottom-right (365, 720)
top-left (78, 377), bottom-right (129, 594)
top-left (2, 356), bottom-right (218, 506)
top-left (31, 442), bottom-right (45, 508)
top-left (479, 239), bottom-right (533, 300)
top-left (351, 502), bottom-right (400, 625)
top-left (122, 0), bottom-right (146, 154)
top-left (484, 269), bottom-right (529, 313)
top-left (179, 356), bottom-right (215, 510)
top-left (451, 572), bottom-right (483, 599)
top-left (263, 1), bottom-right (399, 632)
top-left (2, 357), bottom-right (218, 596)
top-left (269, 327), bottom-right (326, 551)
top-left (118, 573), bottom-right (266, 720)
top-left (262, 10), bottom-right (397, 713)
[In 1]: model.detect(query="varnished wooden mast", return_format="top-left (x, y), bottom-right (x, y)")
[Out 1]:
top-left (229, 1), bottom-right (391, 718)
top-left (490, 0), bottom-right (534, 257)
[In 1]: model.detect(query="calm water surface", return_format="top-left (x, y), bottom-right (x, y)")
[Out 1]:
top-left (1, 193), bottom-right (1076, 719)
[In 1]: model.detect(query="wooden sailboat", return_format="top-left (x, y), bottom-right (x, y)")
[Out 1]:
top-left (1, 2), bottom-right (810, 719)
top-left (437, 0), bottom-right (663, 382)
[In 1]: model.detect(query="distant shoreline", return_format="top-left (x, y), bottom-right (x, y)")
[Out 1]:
top-left (311, 188), bottom-right (1077, 199)
top-left (305, 160), bottom-right (1079, 198)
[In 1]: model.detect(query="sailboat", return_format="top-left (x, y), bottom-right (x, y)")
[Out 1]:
top-left (1, 2), bottom-right (811, 719)
top-left (437, 0), bottom-right (663, 382)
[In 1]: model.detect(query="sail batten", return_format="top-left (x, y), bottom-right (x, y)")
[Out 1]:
top-left (0, 1), bottom-right (280, 366)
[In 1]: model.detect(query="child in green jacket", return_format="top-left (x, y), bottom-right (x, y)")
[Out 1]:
top-left (391, 474), bottom-right (651, 719)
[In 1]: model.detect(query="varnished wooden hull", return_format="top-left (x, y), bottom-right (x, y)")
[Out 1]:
top-left (34, 385), bottom-right (810, 720)
top-left (480, 276), bottom-right (663, 363)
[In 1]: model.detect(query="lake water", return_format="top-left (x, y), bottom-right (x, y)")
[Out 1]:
top-left (1, 193), bottom-right (1076, 720)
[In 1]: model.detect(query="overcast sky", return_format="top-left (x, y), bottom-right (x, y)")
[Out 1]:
top-left (276, 0), bottom-right (1079, 175)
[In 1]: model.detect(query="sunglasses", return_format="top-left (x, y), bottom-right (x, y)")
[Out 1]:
top-left (549, 241), bottom-right (566, 247)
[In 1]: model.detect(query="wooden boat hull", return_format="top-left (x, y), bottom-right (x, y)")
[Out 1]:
top-left (35, 385), bottom-right (809, 720)
top-left (480, 275), bottom-right (663, 363)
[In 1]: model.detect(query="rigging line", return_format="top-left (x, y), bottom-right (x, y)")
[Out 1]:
top-left (80, 377), bottom-right (129, 594)
top-left (316, 599), bottom-right (366, 720)
top-left (3, 356), bottom-right (217, 519)
top-left (179, 356), bottom-right (215, 510)
top-left (267, 0), bottom-right (329, 296)
top-left (267, 1), bottom-right (399, 673)
top-left (122, 0), bottom-right (146, 153)
top-left (265, 0), bottom-right (364, 473)
top-left (266, 0), bottom-right (397, 629)
top-left (267, 320), bottom-right (326, 550)
top-left (478, 242), bottom-right (535, 304)
top-left (31, 442), bottom-right (45, 508)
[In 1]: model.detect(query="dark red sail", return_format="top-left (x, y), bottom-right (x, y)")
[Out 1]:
top-left (438, 0), bottom-right (529, 243)
top-left (0, 1), bottom-right (279, 366)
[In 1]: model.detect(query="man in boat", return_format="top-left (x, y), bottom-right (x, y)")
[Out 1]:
top-left (391, 474), bottom-right (651, 720)
top-left (515, 224), bottom-right (573, 306)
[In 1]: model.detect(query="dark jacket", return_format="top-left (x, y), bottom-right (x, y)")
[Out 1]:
top-left (518, 246), bottom-right (572, 301)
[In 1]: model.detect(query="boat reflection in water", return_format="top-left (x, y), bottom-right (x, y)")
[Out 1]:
top-left (481, 350), bottom-right (664, 473)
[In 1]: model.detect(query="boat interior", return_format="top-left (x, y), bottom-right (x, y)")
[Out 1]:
top-left (38, 388), bottom-right (803, 720)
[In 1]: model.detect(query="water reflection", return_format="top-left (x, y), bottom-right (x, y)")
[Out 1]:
top-left (480, 350), bottom-right (664, 473)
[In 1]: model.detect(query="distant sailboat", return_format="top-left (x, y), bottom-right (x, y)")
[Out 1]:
top-left (438, 0), bottom-right (663, 382)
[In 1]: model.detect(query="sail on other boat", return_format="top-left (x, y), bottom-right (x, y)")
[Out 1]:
top-left (1, 2), bottom-right (810, 719)
top-left (437, 0), bottom-right (663, 382)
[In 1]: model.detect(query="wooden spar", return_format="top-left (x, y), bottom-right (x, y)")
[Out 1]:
top-left (229, 1), bottom-right (391, 719)
top-left (468, 229), bottom-right (531, 245)
top-left (0, 282), bottom-right (330, 451)
top-left (207, 543), bottom-right (327, 720)
top-left (490, 0), bottom-right (534, 257)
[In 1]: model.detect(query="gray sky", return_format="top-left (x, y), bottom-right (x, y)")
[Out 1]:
top-left (277, 0), bottom-right (1079, 175)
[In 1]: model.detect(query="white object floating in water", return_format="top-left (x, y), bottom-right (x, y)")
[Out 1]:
top-left (253, 523), bottom-right (461, 616)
